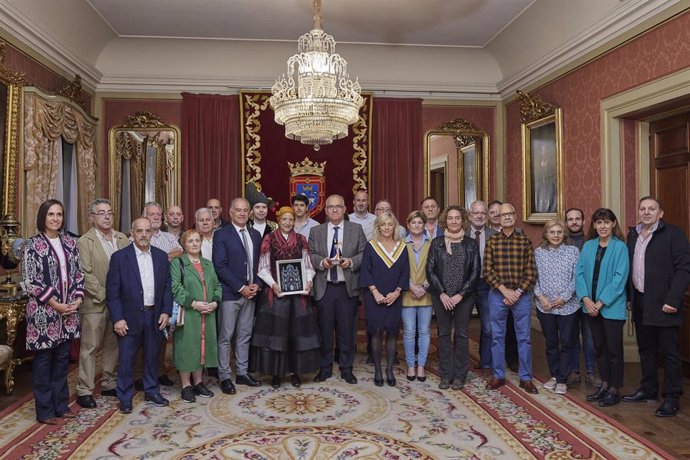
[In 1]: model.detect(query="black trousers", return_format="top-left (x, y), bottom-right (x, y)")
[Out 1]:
top-left (633, 291), bottom-right (683, 401)
top-left (588, 314), bottom-right (625, 388)
top-left (317, 283), bottom-right (358, 374)
top-left (432, 295), bottom-right (474, 382)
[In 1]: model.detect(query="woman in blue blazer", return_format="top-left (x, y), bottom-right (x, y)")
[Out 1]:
top-left (576, 208), bottom-right (629, 407)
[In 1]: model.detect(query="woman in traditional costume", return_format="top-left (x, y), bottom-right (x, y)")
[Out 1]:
top-left (171, 229), bottom-right (221, 403)
top-left (360, 212), bottom-right (409, 387)
top-left (24, 199), bottom-right (84, 424)
top-left (250, 206), bottom-right (320, 389)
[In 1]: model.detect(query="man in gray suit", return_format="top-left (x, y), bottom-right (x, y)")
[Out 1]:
top-left (309, 194), bottom-right (367, 384)
top-left (76, 199), bottom-right (130, 409)
top-left (469, 200), bottom-right (497, 371)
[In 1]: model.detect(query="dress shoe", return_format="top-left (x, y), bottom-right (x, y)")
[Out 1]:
top-left (599, 391), bottom-right (621, 407)
top-left (406, 369), bottom-right (416, 381)
top-left (38, 417), bottom-right (58, 425)
top-left (134, 379), bottom-right (144, 391)
top-left (236, 374), bottom-right (261, 387)
top-left (519, 380), bottom-right (539, 394)
top-left (416, 368), bottom-right (427, 382)
top-left (220, 379), bottom-right (236, 395)
top-left (58, 411), bottom-right (77, 419)
top-left (622, 388), bottom-right (657, 403)
top-left (486, 378), bottom-right (505, 390)
top-left (313, 370), bottom-right (332, 383)
top-left (374, 378), bottom-right (384, 387)
top-left (158, 375), bottom-right (174, 386)
top-left (386, 369), bottom-right (396, 387)
top-left (439, 379), bottom-right (451, 390)
top-left (341, 373), bottom-right (358, 384)
top-left (655, 400), bottom-right (679, 417)
top-left (291, 374), bottom-right (302, 388)
top-left (586, 387), bottom-right (609, 402)
top-left (100, 388), bottom-right (117, 397)
top-left (77, 395), bottom-right (97, 409)
top-left (119, 401), bottom-right (133, 414)
top-left (271, 376), bottom-right (281, 389)
top-left (451, 380), bottom-right (465, 391)
top-left (144, 393), bottom-right (170, 407)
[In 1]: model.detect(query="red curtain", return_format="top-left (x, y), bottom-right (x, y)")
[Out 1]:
top-left (181, 93), bottom-right (241, 225)
top-left (372, 98), bottom-right (423, 219)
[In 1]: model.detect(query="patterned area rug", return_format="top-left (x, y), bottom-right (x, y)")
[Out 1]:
top-left (0, 348), bottom-right (672, 460)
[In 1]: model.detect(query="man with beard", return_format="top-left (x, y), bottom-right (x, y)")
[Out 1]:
top-left (421, 197), bottom-right (443, 239)
top-left (349, 190), bottom-right (376, 240)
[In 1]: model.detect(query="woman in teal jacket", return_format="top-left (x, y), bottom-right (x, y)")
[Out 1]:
top-left (171, 229), bottom-right (222, 403)
top-left (576, 208), bottom-right (629, 407)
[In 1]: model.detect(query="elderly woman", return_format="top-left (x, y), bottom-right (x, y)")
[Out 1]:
top-left (576, 208), bottom-right (629, 407)
top-left (402, 210), bottom-right (432, 382)
top-left (360, 212), bottom-right (409, 387)
top-left (171, 229), bottom-right (221, 403)
top-left (250, 206), bottom-right (320, 389)
top-left (427, 206), bottom-right (480, 390)
top-left (534, 219), bottom-right (580, 395)
top-left (24, 199), bottom-right (84, 424)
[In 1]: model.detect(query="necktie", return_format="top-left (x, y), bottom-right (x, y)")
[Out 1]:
top-left (329, 226), bottom-right (339, 282)
top-left (475, 230), bottom-right (482, 261)
top-left (240, 228), bottom-right (253, 284)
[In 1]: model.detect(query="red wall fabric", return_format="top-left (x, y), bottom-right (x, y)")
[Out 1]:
top-left (372, 98), bottom-right (423, 220)
top-left (504, 11), bottom-right (690, 243)
top-left (181, 93), bottom-right (241, 226)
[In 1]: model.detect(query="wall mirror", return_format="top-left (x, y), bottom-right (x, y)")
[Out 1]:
top-left (109, 112), bottom-right (181, 230)
top-left (424, 118), bottom-right (489, 209)
top-left (518, 90), bottom-right (564, 223)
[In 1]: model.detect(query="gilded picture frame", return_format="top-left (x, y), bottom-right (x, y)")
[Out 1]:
top-left (0, 43), bottom-right (23, 224)
top-left (521, 107), bottom-right (564, 223)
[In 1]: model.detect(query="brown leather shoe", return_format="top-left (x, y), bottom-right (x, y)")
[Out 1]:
top-left (486, 378), bottom-right (505, 390)
top-left (38, 417), bottom-right (58, 425)
top-left (520, 380), bottom-right (539, 394)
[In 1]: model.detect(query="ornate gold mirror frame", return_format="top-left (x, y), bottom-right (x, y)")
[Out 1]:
top-left (0, 42), bottom-right (24, 266)
top-left (109, 112), bottom-right (181, 230)
top-left (518, 90), bottom-right (564, 223)
top-left (424, 118), bottom-right (489, 209)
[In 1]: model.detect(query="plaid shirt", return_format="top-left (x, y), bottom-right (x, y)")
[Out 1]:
top-left (483, 230), bottom-right (536, 291)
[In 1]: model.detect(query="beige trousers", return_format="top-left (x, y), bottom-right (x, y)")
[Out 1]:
top-left (77, 310), bottom-right (118, 395)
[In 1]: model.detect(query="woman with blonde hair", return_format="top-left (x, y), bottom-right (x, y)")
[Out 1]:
top-left (534, 219), bottom-right (580, 395)
top-left (402, 210), bottom-right (432, 381)
top-left (360, 212), bottom-right (409, 386)
top-left (426, 206), bottom-right (480, 390)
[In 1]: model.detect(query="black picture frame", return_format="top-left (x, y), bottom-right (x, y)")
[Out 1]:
top-left (275, 258), bottom-right (307, 296)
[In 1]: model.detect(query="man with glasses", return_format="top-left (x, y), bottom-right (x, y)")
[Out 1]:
top-left (213, 198), bottom-right (263, 394)
top-left (309, 195), bottom-right (367, 384)
top-left (483, 203), bottom-right (538, 394)
top-left (468, 200), bottom-right (497, 372)
top-left (76, 199), bottom-right (130, 409)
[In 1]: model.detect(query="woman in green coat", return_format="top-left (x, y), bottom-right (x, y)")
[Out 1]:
top-left (171, 229), bottom-right (222, 403)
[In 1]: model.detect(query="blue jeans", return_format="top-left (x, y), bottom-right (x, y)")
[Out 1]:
top-left (569, 309), bottom-right (596, 374)
top-left (401, 306), bottom-right (432, 367)
top-left (33, 340), bottom-right (71, 422)
top-left (489, 289), bottom-right (533, 381)
top-left (475, 279), bottom-right (492, 368)
top-left (537, 310), bottom-right (578, 383)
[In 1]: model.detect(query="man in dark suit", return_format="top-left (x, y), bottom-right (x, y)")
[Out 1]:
top-left (106, 217), bottom-right (172, 414)
top-left (213, 197), bottom-right (263, 394)
top-left (622, 196), bottom-right (690, 417)
top-left (469, 200), bottom-right (497, 372)
top-left (309, 194), bottom-right (367, 384)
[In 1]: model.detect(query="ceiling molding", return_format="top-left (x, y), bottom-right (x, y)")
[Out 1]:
top-left (0, 0), bottom-right (102, 90)
top-left (496, 0), bottom-right (683, 97)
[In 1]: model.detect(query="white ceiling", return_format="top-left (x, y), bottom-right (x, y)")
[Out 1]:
top-left (87, 0), bottom-right (535, 47)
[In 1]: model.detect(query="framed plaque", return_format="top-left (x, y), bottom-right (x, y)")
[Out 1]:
top-left (275, 259), bottom-right (307, 296)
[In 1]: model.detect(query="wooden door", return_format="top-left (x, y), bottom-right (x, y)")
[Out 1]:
top-left (649, 113), bottom-right (690, 371)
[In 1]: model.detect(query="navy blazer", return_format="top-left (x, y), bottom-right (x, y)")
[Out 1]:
top-left (106, 244), bottom-right (173, 334)
top-left (212, 224), bottom-right (262, 301)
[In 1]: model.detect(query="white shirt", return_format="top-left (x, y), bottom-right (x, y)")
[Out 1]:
top-left (348, 212), bottom-right (375, 240)
top-left (134, 244), bottom-right (155, 305)
top-left (150, 230), bottom-right (182, 254)
top-left (47, 236), bottom-right (68, 301)
top-left (252, 221), bottom-right (267, 236)
top-left (201, 235), bottom-right (213, 261)
top-left (326, 221), bottom-right (346, 282)
top-left (470, 226), bottom-right (487, 260)
top-left (233, 223), bottom-right (254, 285)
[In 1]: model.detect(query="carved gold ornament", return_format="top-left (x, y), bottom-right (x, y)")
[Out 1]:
top-left (57, 74), bottom-right (86, 107)
top-left (517, 90), bottom-right (556, 124)
top-left (288, 157), bottom-right (327, 177)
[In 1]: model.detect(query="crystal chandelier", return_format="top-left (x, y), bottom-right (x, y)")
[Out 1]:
top-left (270, 0), bottom-right (364, 151)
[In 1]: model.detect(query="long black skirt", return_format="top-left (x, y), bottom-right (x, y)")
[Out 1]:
top-left (249, 294), bottom-right (321, 376)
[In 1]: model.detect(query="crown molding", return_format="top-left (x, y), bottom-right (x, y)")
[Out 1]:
top-left (0, 0), bottom-right (102, 90)
top-left (496, 0), bottom-right (684, 98)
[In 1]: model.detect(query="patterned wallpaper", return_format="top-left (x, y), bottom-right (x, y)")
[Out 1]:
top-left (504, 10), bottom-right (690, 243)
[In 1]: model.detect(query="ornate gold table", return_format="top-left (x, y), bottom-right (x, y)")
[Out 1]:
top-left (0, 293), bottom-right (27, 394)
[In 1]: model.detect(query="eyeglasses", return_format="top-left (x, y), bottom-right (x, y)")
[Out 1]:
top-left (326, 205), bottom-right (345, 210)
top-left (92, 210), bottom-right (114, 217)
top-left (499, 212), bottom-right (516, 218)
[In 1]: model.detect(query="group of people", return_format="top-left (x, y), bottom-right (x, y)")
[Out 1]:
top-left (22, 190), bottom-right (690, 424)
